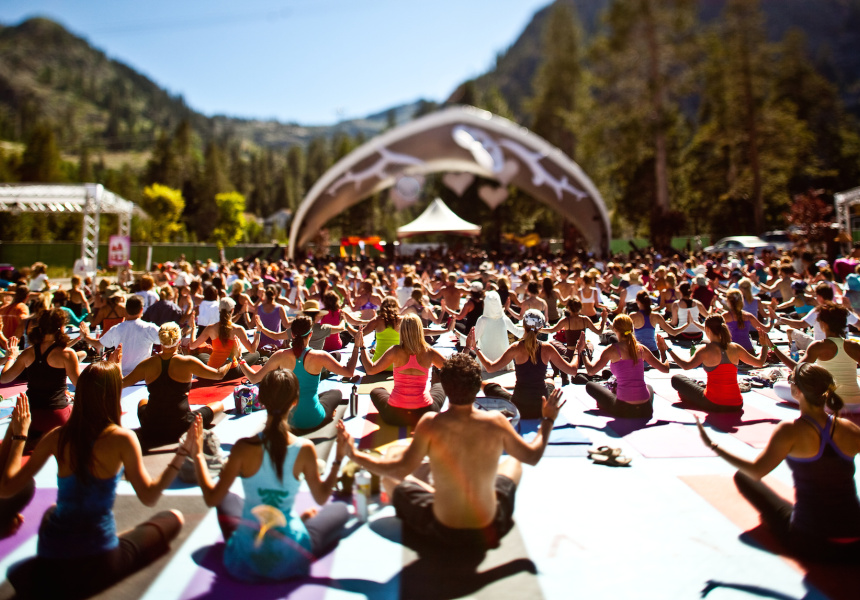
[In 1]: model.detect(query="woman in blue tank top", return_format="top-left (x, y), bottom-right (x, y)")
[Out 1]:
top-left (697, 363), bottom-right (860, 560)
top-left (0, 361), bottom-right (189, 598)
top-left (188, 368), bottom-right (349, 582)
top-left (238, 315), bottom-right (360, 433)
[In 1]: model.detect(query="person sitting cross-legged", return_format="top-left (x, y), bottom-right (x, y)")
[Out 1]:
top-left (336, 352), bottom-right (565, 553)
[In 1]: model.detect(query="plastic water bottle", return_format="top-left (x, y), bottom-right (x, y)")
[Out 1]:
top-left (350, 384), bottom-right (358, 418)
top-left (790, 340), bottom-right (799, 362)
top-left (354, 469), bottom-right (371, 522)
top-left (94, 325), bottom-right (101, 339)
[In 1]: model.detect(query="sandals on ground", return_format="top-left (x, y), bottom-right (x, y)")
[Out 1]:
top-left (591, 453), bottom-right (632, 467)
top-left (587, 446), bottom-right (622, 459)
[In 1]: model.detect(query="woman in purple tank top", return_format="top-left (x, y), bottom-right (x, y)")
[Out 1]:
top-left (580, 314), bottom-right (670, 418)
top-left (698, 363), bottom-right (860, 560)
top-left (256, 286), bottom-right (289, 350)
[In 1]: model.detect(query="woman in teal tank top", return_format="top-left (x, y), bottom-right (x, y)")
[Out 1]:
top-left (238, 315), bottom-right (360, 433)
top-left (189, 368), bottom-right (349, 582)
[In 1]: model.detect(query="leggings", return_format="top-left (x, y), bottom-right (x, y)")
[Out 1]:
top-left (291, 389), bottom-right (343, 435)
top-left (218, 493), bottom-right (349, 556)
top-left (483, 381), bottom-right (554, 420)
top-left (196, 351), bottom-right (261, 382)
top-left (370, 383), bottom-right (446, 427)
top-left (733, 471), bottom-right (860, 561)
top-left (8, 510), bottom-right (181, 599)
top-left (585, 381), bottom-right (654, 418)
top-left (670, 375), bottom-right (743, 413)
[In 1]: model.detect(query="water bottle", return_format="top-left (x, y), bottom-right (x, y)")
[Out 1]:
top-left (354, 469), bottom-right (371, 522)
top-left (350, 384), bottom-right (358, 418)
top-left (94, 325), bottom-right (101, 339)
top-left (790, 340), bottom-right (799, 362)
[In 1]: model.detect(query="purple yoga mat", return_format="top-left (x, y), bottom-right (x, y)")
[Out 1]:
top-left (0, 487), bottom-right (57, 561)
top-left (180, 492), bottom-right (337, 600)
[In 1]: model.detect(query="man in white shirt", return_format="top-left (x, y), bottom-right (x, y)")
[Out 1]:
top-left (80, 295), bottom-right (160, 376)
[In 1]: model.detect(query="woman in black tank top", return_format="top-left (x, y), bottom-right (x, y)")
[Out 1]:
top-left (122, 323), bottom-right (232, 448)
top-left (542, 297), bottom-right (606, 385)
top-left (0, 309), bottom-right (81, 449)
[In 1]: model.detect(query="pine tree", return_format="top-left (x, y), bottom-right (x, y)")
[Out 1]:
top-left (19, 122), bottom-right (64, 182)
top-left (528, 1), bottom-right (582, 158)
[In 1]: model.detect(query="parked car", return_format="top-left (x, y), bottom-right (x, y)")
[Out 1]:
top-left (761, 230), bottom-right (794, 253)
top-left (704, 236), bottom-right (775, 255)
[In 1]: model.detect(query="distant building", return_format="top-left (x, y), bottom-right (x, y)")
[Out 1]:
top-left (263, 208), bottom-right (292, 235)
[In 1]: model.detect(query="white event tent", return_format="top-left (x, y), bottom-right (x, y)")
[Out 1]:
top-left (396, 198), bottom-right (481, 239)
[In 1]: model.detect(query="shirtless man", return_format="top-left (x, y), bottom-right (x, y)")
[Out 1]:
top-left (336, 352), bottom-right (564, 550)
top-left (758, 264), bottom-right (795, 304)
top-left (509, 281), bottom-right (547, 320)
top-left (429, 273), bottom-right (468, 312)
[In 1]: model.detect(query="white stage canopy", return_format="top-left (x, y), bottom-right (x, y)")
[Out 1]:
top-left (397, 198), bottom-right (480, 239)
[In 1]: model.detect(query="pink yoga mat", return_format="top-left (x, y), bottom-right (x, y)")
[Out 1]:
top-left (571, 394), bottom-right (714, 458)
top-left (681, 404), bottom-right (780, 449)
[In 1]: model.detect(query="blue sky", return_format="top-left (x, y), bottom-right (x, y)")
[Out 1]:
top-left (0, 0), bottom-right (550, 125)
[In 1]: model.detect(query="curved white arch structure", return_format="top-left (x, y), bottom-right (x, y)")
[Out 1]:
top-left (288, 105), bottom-right (610, 257)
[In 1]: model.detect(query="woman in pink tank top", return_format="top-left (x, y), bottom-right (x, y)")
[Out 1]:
top-left (360, 314), bottom-right (447, 426)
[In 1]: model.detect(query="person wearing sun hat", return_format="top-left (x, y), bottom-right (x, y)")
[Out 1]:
top-left (254, 298), bottom-right (349, 354)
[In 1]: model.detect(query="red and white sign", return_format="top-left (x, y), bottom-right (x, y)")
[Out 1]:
top-left (108, 235), bottom-right (131, 267)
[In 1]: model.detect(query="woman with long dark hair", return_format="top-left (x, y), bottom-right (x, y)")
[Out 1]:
top-left (189, 368), bottom-right (349, 582)
top-left (541, 296), bottom-right (604, 385)
top-left (1, 308), bottom-right (81, 448)
top-left (237, 316), bottom-right (359, 433)
top-left (659, 315), bottom-right (770, 412)
top-left (256, 285), bottom-right (290, 350)
top-left (697, 363), bottom-right (860, 560)
top-left (0, 361), bottom-right (187, 598)
top-left (365, 296), bottom-right (403, 369)
top-left (444, 282), bottom-right (485, 336)
top-left (468, 309), bottom-right (580, 419)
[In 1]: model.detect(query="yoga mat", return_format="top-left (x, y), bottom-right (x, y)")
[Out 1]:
top-left (299, 404), bottom-right (347, 464)
top-left (520, 421), bottom-right (591, 445)
top-left (358, 379), bottom-right (394, 395)
top-left (482, 371), bottom-right (519, 388)
top-left (681, 474), bottom-right (860, 600)
top-left (188, 378), bottom-right (244, 406)
top-left (122, 382), bottom-right (147, 398)
top-left (0, 383), bottom-right (26, 400)
top-left (0, 488), bottom-right (56, 563)
top-left (357, 412), bottom-right (408, 451)
top-left (682, 404), bottom-right (781, 449)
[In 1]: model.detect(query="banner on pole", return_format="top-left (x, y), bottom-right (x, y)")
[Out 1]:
top-left (108, 235), bottom-right (131, 267)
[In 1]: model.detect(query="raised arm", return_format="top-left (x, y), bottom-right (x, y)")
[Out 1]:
top-left (696, 417), bottom-right (795, 480)
top-left (337, 417), bottom-right (430, 481)
top-left (657, 335), bottom-right (706, 370)
top-left (120, 424), bottom-right (189, 507)
top-left (501, 389), bottom-right (566, 465)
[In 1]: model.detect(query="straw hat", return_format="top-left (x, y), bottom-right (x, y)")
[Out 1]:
top-left (301, 299), bottom-right (328, 317)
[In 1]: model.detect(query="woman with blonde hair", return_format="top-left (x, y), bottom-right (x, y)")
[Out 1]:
top-left (123, 322), bottom-right (232, 447)
top-left (467, 309), bottom-right (580, 419)
top-left (362, 314), bottom-right (448, 426)
top-left (580, 314), bottom-right (670, 418)
top-left (659, 315), bottom-right (770, 412)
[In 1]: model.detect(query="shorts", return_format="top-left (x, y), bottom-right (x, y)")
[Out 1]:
top-left (393, 475), bottom-right (516, 550)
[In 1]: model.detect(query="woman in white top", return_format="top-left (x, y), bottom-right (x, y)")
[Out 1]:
top-left (196, 285), bottom-right (221, 334)
top-left (455, 292), bottom-right (524, 371)
top-left (671, 282), bottom-right (707, 341)
top-left (771, 303), bottom-right (860, 412)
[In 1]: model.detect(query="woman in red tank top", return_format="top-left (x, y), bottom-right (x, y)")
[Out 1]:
top-left (659, 315), bottom-right (770, 412)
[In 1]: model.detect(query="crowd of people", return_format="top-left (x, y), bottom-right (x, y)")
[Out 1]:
top-left (0, 239), bottom-right (859, 595)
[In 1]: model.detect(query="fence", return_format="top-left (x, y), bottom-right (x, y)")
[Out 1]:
top-left (0, 242), bottom-right (285, 269)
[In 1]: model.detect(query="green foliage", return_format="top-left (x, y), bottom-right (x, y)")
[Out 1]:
top-left (19, 121), bottom-right (64, 182)
top-left (528, 1), bottom-right (582, 157)
top-left (212, 191), bottom-right (246, 248)
top-left (137, 183), bottom-right (186, 242)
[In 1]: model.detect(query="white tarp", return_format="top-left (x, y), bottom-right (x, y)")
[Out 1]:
top-left (396, 198), bottom-right (481, 239)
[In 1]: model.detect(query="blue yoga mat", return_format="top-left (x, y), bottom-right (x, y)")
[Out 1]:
top-left (520, 420), bottom-right (591, 445)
